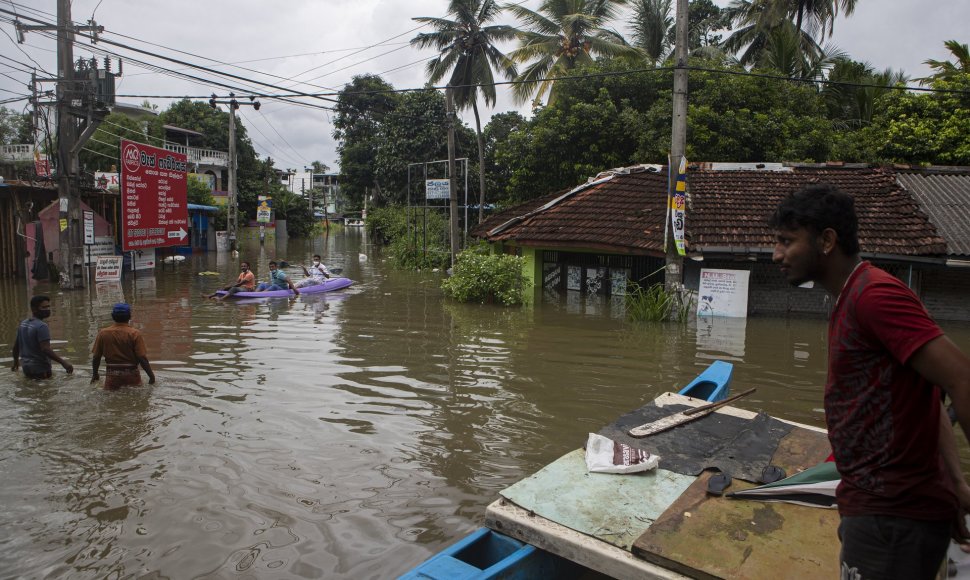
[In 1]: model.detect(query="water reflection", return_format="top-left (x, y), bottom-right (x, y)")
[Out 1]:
top-left (0, 232), bottom-right (968, 578)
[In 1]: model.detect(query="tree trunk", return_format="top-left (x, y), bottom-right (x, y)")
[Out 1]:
top-left (473, 99), bottom-right (487, 224)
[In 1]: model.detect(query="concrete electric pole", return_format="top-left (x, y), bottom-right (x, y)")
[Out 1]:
top-left (665, 0), bottom-right (689, 292)
top-left (209, 93), bottom-right (259, 252)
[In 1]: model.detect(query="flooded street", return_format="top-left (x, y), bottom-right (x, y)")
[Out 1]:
top-left (2, 231), bottom-right (969, 579)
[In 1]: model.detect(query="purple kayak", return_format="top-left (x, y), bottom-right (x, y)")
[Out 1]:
top-left (215, 277), bottom-right (353, 298)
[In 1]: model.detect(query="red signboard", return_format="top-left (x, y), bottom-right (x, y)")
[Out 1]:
top-left (120, 139), bottom-right (189, 251)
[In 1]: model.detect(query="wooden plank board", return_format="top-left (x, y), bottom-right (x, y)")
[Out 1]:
top-left (632, 427), bottom-right (838, 579)
top-left (485, 499), bottom-right (692, 580)
top-left (499, 449), bottom-right (696, 550)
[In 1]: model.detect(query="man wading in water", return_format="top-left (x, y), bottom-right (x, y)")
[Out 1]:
top-left (11, 294), bottom-right (73, 379)
top-left (91, 303), bottom-right (155, 389)
top-left (770, 184), bottom-right (970, 579)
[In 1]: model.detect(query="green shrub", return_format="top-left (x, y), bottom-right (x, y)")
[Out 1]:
top-left (442, 247), bottom-right (529, 306)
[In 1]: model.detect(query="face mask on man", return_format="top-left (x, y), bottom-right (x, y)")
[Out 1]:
top-left (313, 260), bottom-right (320, 266)
top-left (36, 309), bottom-right (51, 319)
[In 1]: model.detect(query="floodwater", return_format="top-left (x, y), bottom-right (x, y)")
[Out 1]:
top-left (1, 231), bottom-right (969, 579)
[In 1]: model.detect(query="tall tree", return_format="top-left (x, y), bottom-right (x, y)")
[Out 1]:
top-left (758, 20), bottom-right (844, 79)
top-left (411, 0), bottom-right (518, 223)
top-left (631, 0), bottom-right (673, 64)
top-left (0, 107), bottom-right (32, 145)
top-left (333, 75), bottom-right (399, 206)
top-left (824, 58), bottom-right (906, 127)
top-left (506, 0), bottom-right (641, 105)
top-left (722, 0), bottom-right (857, 66)
top-left (920, 40), bottom-right (970, 85)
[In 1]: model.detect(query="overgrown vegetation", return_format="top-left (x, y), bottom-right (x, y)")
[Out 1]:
top-left (441, 245), bottom-right (529, 306)
top-left (626, 282), bottom-right (694, 323)
top-left (365, 205), bottom-right (451, 270)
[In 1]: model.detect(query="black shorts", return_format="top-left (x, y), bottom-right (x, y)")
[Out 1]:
top-left (839, 514), bottom-right (950, 580)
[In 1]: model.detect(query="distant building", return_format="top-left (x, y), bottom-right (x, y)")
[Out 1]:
top-left (281, 170), bottom-right (341, 216)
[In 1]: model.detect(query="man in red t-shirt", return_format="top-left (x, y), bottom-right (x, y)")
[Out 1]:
top-left (770, 183), bottom-right (970, 579)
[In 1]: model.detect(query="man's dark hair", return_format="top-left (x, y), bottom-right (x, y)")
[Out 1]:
top-left (269, 260), bottom-right (278, 266)
top-left (768, 183), bottom-right (860, 255)
top-left (313, 254), bottom-right (321, 260)
top-left (111, 311), bottom-right (131, 323)
top-left (30, 295), bottom-right (49, 310)
top-left (241, 261), bottom-right (250, 268)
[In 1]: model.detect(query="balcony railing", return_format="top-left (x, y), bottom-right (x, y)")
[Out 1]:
top-left (163, 143), bottom-right (229, 168)
top-left (0, 143), bottom-right (35, 162)
top-left (1, 142), bottom-right (228, 169)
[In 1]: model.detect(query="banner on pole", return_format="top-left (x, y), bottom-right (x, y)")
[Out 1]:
top-left (669, 155), bottom-right (688, 256)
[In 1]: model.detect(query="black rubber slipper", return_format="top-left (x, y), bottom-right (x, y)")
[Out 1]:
top-left (760, 465), bottom-right (787, 484)
top-left (707, 473), bottom-right (732, 496)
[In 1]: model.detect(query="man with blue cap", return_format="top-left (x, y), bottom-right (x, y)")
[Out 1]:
top-left (91, 303), bottom-right (155, 389)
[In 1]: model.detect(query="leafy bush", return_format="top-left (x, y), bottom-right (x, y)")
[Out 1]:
top-left (442, 247), bottom-right (529, 306)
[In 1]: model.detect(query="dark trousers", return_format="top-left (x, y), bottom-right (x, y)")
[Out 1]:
top-left (839, 514), bottom-right (950, 580)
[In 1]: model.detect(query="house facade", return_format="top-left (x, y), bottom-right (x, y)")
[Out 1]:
top-left (473, 164), bottom-right (970, 321)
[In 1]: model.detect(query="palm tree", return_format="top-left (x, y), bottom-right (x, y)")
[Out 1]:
top-left (722, 0), bottom-right (858, 66)
top-left (759, 20), bottom-right (844, 80)
top-left (411, 0), bottom-right (519, 224)
top-left (631, 0), bottom-right (673, 65)
top-left (506, 0), bottom-right (641, 105)
top-left (919, 40), bottom-right (970, 85)
top-left (825, 58), bottom-right (907, 126)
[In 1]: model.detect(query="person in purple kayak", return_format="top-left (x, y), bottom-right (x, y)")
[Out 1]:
top-left (255, 261), bottom-right (299, 294)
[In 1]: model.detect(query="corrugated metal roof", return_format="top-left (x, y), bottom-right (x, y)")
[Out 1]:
top-left (896, 172), bottom-right (970, 257)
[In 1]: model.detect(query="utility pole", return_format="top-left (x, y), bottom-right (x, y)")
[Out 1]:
top-left (666, 0), bottom-right (689, 292)
top-left (209, 93), bottom-right (259, 252)
top-left (20, 3), bottom-right (107, 288)
top-left (446, 86), bottom-right (459, 266)
top-left (56, 0), bottom-right (79, 288)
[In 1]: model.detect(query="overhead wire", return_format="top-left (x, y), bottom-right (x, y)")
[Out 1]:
top-left (236, 108), bottom-right (305, 169)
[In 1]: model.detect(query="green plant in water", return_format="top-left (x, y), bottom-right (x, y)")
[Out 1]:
top-left (442, 245), bottom-right (529, 306)
top-left (626, 282), bottom-right (675, 322)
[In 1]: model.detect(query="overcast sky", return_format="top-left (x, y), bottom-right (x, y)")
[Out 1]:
top-left (1, 0), bottom-right (967, 171)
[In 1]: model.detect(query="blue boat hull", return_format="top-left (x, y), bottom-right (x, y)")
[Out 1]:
top-left (677, 360), bottom-right (733, 402)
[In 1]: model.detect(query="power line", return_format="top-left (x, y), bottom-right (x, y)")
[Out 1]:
top-left (237, 108), bottom-right (304, 169)
top-left (0, 7), bottom-right (340, 106)
top-left (256, 108), bottom-right (307, 166)
top-left (10, 22), bottom-right (338, 113)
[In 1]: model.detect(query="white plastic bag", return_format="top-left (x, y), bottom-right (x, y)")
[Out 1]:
top-left (585, 432), bottom-right (660, 474)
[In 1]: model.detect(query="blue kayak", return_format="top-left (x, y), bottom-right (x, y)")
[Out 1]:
top-left (677, 360), bottom-right (734, 402)
top-left (215, 277), bottom-right (352, 298)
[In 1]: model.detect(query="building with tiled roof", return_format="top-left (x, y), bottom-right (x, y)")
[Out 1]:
top-left (473, 164), bottom-right (970, 320)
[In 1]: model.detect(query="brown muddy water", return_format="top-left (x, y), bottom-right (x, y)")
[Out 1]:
top-left (1, 231), bottom-right (969, 579)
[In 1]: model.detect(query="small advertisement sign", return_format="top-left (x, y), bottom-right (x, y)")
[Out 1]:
top-left (95, 172), bottom-right (120, 193)
top-left (121, 139), bottom-right (189, 251)
top-left (425, 179), bottom-right (450, 200)
top-left (84, 237), bottom-right (118, 266)
top-left (83, 210), bottom-right (95, 245)
top-left (256, 196), bottom-right (272, 223)
top-left (697, 268), bottom-right (751, 318)
top-left (95, 256), bottom-right (123, 282)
